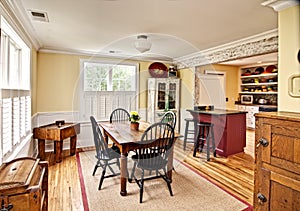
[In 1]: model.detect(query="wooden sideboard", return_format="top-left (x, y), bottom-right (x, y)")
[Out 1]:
top-left (0, 157), bottom-right (48, 211)
top-left (254, 112), bottom-right (300, 210)
top-left (33, 122), bottom-right (80, 163)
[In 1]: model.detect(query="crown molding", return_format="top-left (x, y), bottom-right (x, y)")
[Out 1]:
top-left (261, 0), bottom-right (299, 12)
top-left (175, 29), bottom-right (278, 68)
top-left (3, 0), bottom-right (41, 50)
top-left (39, 47), bottom-right (173, 63)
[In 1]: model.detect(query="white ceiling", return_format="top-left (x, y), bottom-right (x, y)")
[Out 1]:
top-left (9, 0), bottom-right (278, 63)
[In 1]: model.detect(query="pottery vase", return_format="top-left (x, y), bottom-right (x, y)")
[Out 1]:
top-left (130, 122), bottom-right (139, 131)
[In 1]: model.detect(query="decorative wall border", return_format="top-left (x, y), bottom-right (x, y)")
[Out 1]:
top-left (176, 29), bottom-right (278, 68)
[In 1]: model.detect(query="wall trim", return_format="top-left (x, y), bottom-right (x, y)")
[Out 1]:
top-left (176, 29), bottom-right (278, 68)
top-left (261, 0), bottom-right (299, 12)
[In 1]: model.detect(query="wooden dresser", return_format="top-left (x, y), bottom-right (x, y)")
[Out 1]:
top-left (254, 111), bottom-right (300, 210)
top-left (0, 157), bottom-right (48, 211)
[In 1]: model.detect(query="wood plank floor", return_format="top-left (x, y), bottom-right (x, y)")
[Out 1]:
top-left (45, 129), bottom-right (255, 210)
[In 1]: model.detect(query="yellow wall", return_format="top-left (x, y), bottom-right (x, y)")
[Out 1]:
top-left (212, 64), bottom-right (239, 109)
top-left (178, 67), bottom-right (194, 109)
top-left (193, 64), bottom-right (239, 109)
top-left (35, 52), bottom-right (161, 112)
top-left (278, 5), bottom-right (300, 112)
top-left (37, 53), bottom-right (81, 112)
top-left (31, 49), bottom-right (38, 114)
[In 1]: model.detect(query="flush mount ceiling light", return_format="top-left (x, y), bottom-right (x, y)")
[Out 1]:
top-left (135, 35), bottom-right (152, 53)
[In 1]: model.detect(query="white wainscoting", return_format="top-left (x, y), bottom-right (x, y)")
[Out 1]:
top-left (33, 109), bottom-right (148, 152)
top-left (10, 108), bottom-right (181, 161)
top-left (33, 111), bottom-right (94, 152)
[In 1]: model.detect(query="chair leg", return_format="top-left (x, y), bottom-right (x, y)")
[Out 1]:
top-left (163, 169), bottom-right (173, 196)
top-left (139, 170), bottom-right (145, 203)
top-left (129, 161), bottom-right (137, 183)
top-left (92, 164), bottom-right (98, 176)
top-left (116, 157), bottom-right (120, 169)
top-left (98, 163), bottom-right (107, 190)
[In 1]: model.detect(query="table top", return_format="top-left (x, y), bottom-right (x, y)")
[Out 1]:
top-left (33, 122), bottom-right (80, 140)
top-left (35, 122), bottom-right (79, 130)
top-left (99, 121), bottom-right (182, 146)
top-left (187, 109), bottom-right (247, 116)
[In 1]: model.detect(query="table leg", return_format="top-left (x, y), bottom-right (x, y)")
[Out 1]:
top-left (167, 146), bottom-right (174, 182)
top-left (120, 152), bottom-right (128, 196)
top-left (55, 141), bottom-right (63, 163)
top-left (70, 135), bottom-right (77, 156)
top-left (38, 139), bottom-right (45, 160)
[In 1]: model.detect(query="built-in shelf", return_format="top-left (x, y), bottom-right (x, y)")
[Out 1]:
top-left (241, 82), bottom-right (278, 86)
top-left (240, 92), bottom-right (278, 94)
top-left (240, 73), bottom-right (278, 79)
top-left (240, 64), bottom-right (278, 94)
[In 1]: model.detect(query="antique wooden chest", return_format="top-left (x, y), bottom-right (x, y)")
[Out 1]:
top-left (0, 157), bottom-right (48, 211)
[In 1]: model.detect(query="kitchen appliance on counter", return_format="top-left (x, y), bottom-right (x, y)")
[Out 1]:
top-left (258, 98), bottom-right (268, 104)
top-left (241, 95), bottom-right (253, 104)
top-left (259, 105), bottom-right (278, 112)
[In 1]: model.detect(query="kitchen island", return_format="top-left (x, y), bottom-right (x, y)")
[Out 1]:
top-left (187, 109), bottom-right (247, 157)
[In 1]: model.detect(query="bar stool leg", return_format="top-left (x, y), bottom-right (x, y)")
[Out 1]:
top-left (193, 134), bottom-right (198, 157)
top-left (199, 126), bottom-right (205, 152)
top-left (183, 120), bottom-right (190, 150)
top-left (206, 126), bottom-right (210, 161)
top-left (211, 125), bottom-right (216, 157)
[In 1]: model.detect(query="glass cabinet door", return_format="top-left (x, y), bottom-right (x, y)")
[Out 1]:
top-left (157, 82), bottom-right (166, 109)
top-left (169, 83), bottom-right (177, 109)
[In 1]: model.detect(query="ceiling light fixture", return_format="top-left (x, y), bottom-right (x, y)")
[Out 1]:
top-left (135, 35), bottom-right (152, 53)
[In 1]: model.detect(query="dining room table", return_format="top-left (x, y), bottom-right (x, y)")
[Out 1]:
top-left (98, 120), bottom-right (181, 196)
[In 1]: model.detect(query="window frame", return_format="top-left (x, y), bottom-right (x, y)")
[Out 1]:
top-left (79, 59), bottom-right (139, 121)
top-left (0, 16), bottom-right (32, 165)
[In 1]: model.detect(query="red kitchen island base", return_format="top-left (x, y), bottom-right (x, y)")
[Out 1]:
top-left (187, 109), bottom-right (247, 157)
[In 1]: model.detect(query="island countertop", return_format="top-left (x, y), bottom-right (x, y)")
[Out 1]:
top-left (186, 109), bottom-right (247, 115)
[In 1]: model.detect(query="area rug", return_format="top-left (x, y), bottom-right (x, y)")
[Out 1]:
top-left (76, 150), bottom-right (252, 211)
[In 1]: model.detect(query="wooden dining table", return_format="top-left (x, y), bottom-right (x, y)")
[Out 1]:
top-left (98, 121), bottom-right (181, 196)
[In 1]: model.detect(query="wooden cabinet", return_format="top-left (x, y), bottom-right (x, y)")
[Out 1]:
top-left (147, 78), bottom-right (180, 131)
top-left (0, 157), bottom-right (48, 211)
top-left (254, 112), bottom-right (300, 210)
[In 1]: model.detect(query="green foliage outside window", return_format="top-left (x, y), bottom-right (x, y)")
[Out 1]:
top-left (84, 62), bottom-right (136, 91)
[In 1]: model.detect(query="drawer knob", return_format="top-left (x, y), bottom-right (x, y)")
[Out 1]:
top-left (256, 138), bottom-right (269, 148)
top-left (1, 204), bottom-right (13, 211)
top-left (257, 193), bottom-right (267, 203)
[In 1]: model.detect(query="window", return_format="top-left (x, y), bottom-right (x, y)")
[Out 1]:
top-left (0, 17), bottom-right (31, 165)
top-left (80, 60), bottom-right (139, 121)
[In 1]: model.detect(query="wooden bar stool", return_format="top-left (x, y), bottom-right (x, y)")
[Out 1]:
top-left (193, 122), bottom-right (216, 161)
top-left (183, 118), bottom-right (198, 150)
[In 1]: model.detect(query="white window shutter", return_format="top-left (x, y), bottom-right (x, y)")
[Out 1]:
top-left (12, 97), bottom-right (20, 145)
top-left (2, 98), bottom-right (12, 155)
top-left (25, 96), bottom-right (31, 133)
top-left (20, 96), bottom-right (26, 138)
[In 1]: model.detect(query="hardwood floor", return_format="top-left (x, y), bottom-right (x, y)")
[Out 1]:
top-left (45, 129), bottom-right (255, 210)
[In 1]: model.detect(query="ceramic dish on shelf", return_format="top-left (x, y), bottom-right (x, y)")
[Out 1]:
top-left (265, 65), bottom-right (277, 73)
top-left (252, 67), bottom-right (264, 75)
top-left (148, 62), bottom-right (168, 78)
